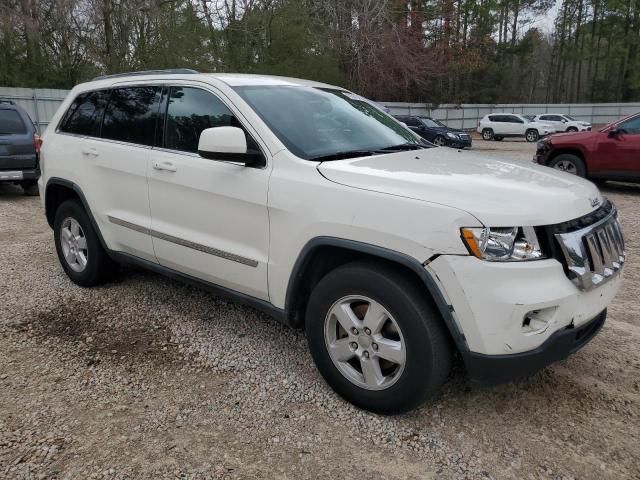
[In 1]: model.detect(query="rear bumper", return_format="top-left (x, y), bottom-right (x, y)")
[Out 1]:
top-left (463, 309), bottom-right (606, 385)
top-left (0, 168), bottom-right (40, 182)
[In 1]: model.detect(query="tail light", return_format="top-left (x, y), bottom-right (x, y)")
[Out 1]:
top-left (34, 133), bottom-right (42, 154)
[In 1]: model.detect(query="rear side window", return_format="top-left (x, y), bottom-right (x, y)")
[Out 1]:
top-left (403, 117), bottom-right (421, 127)
top-left (101, 87), bottom-right (160, 146)
top-left (0, 109), bottom-right (27, 134)
top-left (488, 115), bottom-right (500, 122)
top-left (164, 87), bottom-right (235, 153)
top-left (60, 91), bottom-right (110, 136)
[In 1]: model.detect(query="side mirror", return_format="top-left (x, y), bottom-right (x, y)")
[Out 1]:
top-left (198, 126), bottom-right (265, 167)
top-left (562, 119), bottom-right (568, 123)
top-left (608, 128), bottom-right (622, 138)
top-left (399, 121), bottom-right (408, 127)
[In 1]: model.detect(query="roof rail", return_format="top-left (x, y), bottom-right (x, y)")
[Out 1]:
top-left (0, 99), bottom-right (16, 105)
top-left (92, 69), bottom-right (199, 81)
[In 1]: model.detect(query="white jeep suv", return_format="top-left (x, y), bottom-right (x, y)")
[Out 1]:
top-left (533, 114), bottom-right (592, 132)
top-left (39, 70), bottom-right (625, 414)
top-left (478, 113), bottom-right (554, 142)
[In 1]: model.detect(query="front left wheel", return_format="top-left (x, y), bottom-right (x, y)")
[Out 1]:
top-left (432, 135), bottom-right (447, 147)
top-left (53, 199), bottom-right (116, 286)
top-left (525, 129), bottom-right (539, 142)
top-left (305, 262), bottom-right (453, 414)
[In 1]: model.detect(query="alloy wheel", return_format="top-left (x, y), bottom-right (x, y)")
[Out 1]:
top-left (433, 136), bottom-right (446, 146)
top-left (60, 217), bottom-right (88, 272)
top-left (553, 159), bottom-right (578, 175)
top-left (324, 295), bottom-right (406, 390)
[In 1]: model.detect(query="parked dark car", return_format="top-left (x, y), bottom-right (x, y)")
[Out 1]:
top-left (0, 100), bottom-right (40, 195)
top-left (534, 112), bottom-right (640, 182)
top-left (395, 115), bottom-right (472, 148)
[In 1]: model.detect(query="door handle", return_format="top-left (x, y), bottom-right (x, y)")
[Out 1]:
top-left (81, 147), bottom-right (99, 157)
top-left (152, 160), bottom-right (177, 172)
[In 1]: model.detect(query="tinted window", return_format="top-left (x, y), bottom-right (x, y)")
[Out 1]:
top-left (619, 116), bottom-right (640, 134)
top-left (164, 87), bottom-right (236, 153)
top-left (0, 109), bottom-right (26, 134)
top-left (507, 115), bottom-right (523, 123)
top-left (60, 91), bottom-right (109, 136)
top-left (403, 117), bottom-right (421, 127)
top-left (489, 115), bottom-right (504, 122)
top-left (539, 115), bottom-right (551, 121)
top-left (102, 87), bottom-right (159, 146)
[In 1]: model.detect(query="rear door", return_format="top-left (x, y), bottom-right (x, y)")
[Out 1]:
top-left (0, 107), bottom-right (36, 171)
top-left (504, 115), bottom-right (525, 135)
top-left (79, 86), bottom-right (159, 262)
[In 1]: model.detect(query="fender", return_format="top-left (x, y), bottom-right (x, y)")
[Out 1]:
top-left (45, 177), bottom-right (109, 252)
top-left (284, 237), bottom-right (469, 352)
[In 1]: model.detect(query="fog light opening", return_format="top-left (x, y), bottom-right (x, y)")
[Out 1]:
top-left (522, 307), bottom-right (557, 335)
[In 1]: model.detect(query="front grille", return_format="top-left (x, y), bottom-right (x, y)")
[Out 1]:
top-left (552, 202), bottom-right (625, 291)
top-left (459, 134), bottom-right (470, 139)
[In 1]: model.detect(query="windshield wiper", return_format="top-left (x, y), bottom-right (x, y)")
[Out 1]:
top-left (379, 143), bottom-right (427, 151)
top-left (311, 150), bottom-right (381, 162)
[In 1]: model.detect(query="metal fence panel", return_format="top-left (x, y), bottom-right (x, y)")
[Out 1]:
top-left (382, 102), bottom-right (640, 130)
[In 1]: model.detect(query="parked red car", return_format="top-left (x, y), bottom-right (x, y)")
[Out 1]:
top-left (534, 112), bottom-right (640, 182)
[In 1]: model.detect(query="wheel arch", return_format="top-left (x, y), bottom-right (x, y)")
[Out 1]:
top-left (547, 148), bottom-right (588, 174)
top-left (284, 237), bottom-right (469, 352)
top-left (45, 177), bottom-right (109, 251)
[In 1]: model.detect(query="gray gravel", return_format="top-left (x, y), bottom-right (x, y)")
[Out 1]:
top-left (1, 142), bottom-right (639, 479)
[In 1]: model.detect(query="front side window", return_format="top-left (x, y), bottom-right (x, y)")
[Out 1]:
top-left (421, 118), bottom-right (445, 128)
top-left (60, 90), bottom-right (109, 136)
top-left (164, 87), bottom-right (235, 153)
top-left (234, 85), bottom-right (421, 160)
top-left (403, 117), bottom-right (421, 127)
top-left (0, 109), bottom-right (26, 134)
top-left (619, 115), bottom-right (640, 134)
top-left (101, 87), bottom-right (159, 146)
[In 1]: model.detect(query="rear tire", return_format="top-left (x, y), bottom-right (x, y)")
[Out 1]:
top-left (482, 128), bottom-right (494, 141)
top-left (525, 129), bottom-right (539, 142)
top-left (53, 199), bottom-right (117, 286)
top-left (305, 262), bottom-right (452, 414)
top-left (548, 154), bottom-right (587, 178)
top-left (21, 181), bottom-right (39, 196)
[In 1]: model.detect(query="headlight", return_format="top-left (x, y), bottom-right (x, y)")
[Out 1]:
top-left (460, 226), bottom-right (545, 261)
top-left (536, 138), bottom-right (548, 149)
top-left (446, 132), bottom-right (458, 139)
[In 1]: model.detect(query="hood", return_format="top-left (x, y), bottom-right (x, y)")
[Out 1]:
top-left (318, 148), bottom-right (602, 226)
top-left (550, 129), bottom-right (599, 143)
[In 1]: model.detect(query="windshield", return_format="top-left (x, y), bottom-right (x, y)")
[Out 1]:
top-left (233, 85), bottom-right (423, 160)
top-left (420, 117), bottom-right (446, 128)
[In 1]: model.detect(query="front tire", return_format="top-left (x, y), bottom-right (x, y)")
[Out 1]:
top-left (525, 129), bottom-right (539, 142)
top-left (482, 128), bottom-right (494, 141)
top-left (305, 262), bottom-right (452, 414)
top-left (548, 154), bottom-right (587, 177)
top-left (567, 127), bottom-right (578, 132)
top-left (432, 135), bottom-right (447, 147)
top-left (53, 200), bottom-right (116, 286)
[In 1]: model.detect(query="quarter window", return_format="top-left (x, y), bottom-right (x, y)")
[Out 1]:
top-left (60, 91), bottom-right (110, 136)
top-left (101, 87), bottom-right (160, 146)
top-left (164, 87), bottom-right (235, 153)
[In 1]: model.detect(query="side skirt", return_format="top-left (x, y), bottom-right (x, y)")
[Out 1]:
top-left (109, 251), bottom-right (288, 325)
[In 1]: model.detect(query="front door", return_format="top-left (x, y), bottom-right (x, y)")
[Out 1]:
top-left (594, 115), bottom-right (640, 179)
top-left (147, 85), bottom-right (270, 300)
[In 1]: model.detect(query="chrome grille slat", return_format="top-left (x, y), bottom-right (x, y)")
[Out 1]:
top-left (555, 204), bottom-right (625, 291)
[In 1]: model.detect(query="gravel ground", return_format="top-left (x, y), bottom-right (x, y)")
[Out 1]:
top-left (1, 142), bottom-right (639, 479)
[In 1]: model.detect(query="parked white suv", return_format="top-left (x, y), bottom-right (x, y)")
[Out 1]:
top-left (39, 71), bottom-right (625, 414)
top-left (533, 113), bottom-right (592, 132)
top-left (478, 113), bottom-right (554, 142)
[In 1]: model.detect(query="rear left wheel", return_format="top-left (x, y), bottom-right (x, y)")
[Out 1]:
top-left (305, 262), bottom-right (452, 414)
top-left (54, 200), bottom-right (117, 286)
